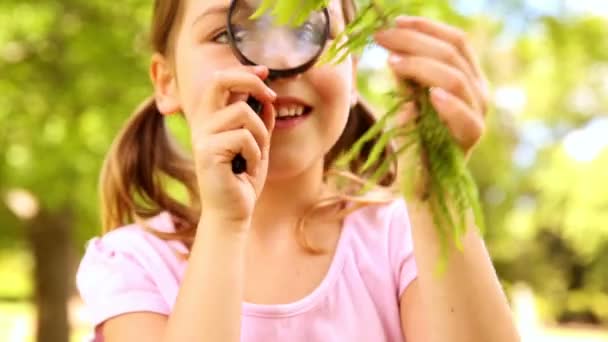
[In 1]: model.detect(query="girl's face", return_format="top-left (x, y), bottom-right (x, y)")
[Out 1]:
top-left (157, 0), bottom-right (356, 180)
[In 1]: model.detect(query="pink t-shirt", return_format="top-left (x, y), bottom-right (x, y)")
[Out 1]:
top-left (76, 198), bottom-right (418, 341)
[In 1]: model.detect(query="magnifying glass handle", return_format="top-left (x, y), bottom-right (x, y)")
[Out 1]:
top-left (231, 96), bottom-right (264, 174)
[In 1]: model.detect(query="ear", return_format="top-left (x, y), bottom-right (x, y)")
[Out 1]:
top-left (350, 56), bottom-right (359, 107)
top-left (150, 52), bottom-right (181, 115)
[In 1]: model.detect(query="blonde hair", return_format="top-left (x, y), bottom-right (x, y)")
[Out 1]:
top-left (100, 0), bottom-right (399, 254)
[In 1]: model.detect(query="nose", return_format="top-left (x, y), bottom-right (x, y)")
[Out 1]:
top-left (258, 30), bottom-right (312, 70)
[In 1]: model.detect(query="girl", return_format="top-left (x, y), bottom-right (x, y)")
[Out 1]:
top-left (76, 0), bottom-right (519, 341)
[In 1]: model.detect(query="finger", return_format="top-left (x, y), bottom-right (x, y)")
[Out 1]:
top-left (227, 92), bottom-right (250, 106)
top-left (201, 101), bottom-right (272, 159)
top-left (374, 28), bottom-right (477, 90)
top-left (201, 66), bottom-right (276, 111)
top-left (374, 27), bottom-right (483, 113)
top-left (396, 101), bottom-right (417, 127)
top-left (395, 16), bottom-right (484, 81)
top-left (258, 101), bottom-right (276, 162)
top-left (212, 129), bottom-right (262, 176)
top-left (388, 54), bottom-right (479, 111)
top-left (394, 16), bottom-right (490, 113)
top-left (429, 87), bottom-right (484, 150)
top-left (260, 101), bottom-right (276, 137)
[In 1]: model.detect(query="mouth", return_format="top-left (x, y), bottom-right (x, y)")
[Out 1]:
top-left (273, 96), bottom-right (313, 121)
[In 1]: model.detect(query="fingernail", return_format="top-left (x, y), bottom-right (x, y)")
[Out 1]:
top-left (389, 54), bottom-right (403, 65)
top-left (431, 87), bottom-right (448, 102)
top-left (254, 65), bottom-right (268, 75)
top-left (267, 88), bottom-right (277, 98)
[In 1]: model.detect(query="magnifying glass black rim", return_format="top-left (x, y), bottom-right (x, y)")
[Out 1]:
top-left (226, 0), bottom-right (331, 79)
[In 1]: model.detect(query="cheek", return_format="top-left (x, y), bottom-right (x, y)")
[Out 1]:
top-left (311, 59), bottom-right (353, 105)
top-left (310, 60), bottom-right (353, 159)
top-left (175, 45), bottom-right (242, 113)
top-left (310, 58), bottom-right (353, 136)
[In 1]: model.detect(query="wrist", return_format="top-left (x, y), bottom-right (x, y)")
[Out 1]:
top-left (197, 213), bottom-right (250, 241)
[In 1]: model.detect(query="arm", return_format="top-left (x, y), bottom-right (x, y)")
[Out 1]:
top-left (94, 44), bottom-right (274, 341)
top-left (102, 216), bottom-right (248, 342)
top-left (372, 14), bottom-right (515, 342)
top-left (101, 63), bottom-right (276, 341)
top-left (400, 201), bottom-right (520, 342)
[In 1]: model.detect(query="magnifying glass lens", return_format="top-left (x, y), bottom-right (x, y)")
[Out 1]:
top-left (228, 0), bottom-right (329, 70)
top-left (227, 0), bottom-right (330, 174)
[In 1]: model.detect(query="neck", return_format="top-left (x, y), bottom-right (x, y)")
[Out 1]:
top-left (251, 160), bottom-right (327, 234)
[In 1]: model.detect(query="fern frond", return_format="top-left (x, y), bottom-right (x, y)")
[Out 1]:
top-left (255, 0), bottom-right (486, 275)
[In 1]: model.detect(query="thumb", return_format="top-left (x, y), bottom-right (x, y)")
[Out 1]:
top-left (262, 100), bottom-right (276, 135)
top-left (261, 101), bottom-right (276, 161)
top-left (228, 92), bottom-right (250, 105)
top-left (397, 101), bottom-right (418, 127)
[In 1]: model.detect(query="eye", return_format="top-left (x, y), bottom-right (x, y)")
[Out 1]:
top-left (296, 22), bottom-right (325, 45)
top-left (211, 30), bottom-right (230, 44)
top-left (297, 23), bottom-right (315, 41)
top-left (211, 27), bottom-right (247, 44)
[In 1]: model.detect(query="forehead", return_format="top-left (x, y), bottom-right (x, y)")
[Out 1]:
top-left (183, 0), bottom-right (345, 24)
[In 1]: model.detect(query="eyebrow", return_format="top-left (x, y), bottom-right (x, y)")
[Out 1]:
top-left (192, 5), bottom-right (229, 28)
top-left (191, 4), bottom-right (339, 29)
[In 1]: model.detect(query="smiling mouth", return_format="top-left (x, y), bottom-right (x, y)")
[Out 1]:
top-left (275, 105), bottom-right (313, 120)
top-left (272, 96), bottom-right (313, 120)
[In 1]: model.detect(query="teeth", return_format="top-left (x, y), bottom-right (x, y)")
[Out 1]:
top-left (278, 107), bottom-right (290, 117)
top-left (276, 104), bottom-right (306, 118)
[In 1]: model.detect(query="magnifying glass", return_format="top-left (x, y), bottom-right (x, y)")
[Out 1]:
top-left (226, 0), bottom-right (331, 174)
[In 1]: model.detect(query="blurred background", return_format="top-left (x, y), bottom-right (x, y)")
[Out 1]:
top-left (1, 0), bottom-right (607, 341)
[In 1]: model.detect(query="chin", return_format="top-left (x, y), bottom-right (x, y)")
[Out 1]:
top-left (265, 150), bottom-right (321, 182)
top-left (264, 108), bottom-right (348, 182)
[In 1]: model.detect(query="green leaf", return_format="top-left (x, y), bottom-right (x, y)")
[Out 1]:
top-left (231, 0), bottom-right (487, 275)
top-left (358, 126), bottom-right (414, 173)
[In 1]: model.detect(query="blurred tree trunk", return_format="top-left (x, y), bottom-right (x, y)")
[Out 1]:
top-left (26, 208), bottom-right (73, 342)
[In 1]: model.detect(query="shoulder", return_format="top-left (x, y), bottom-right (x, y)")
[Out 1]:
top-left (345, 195), bottom-right (410, 239)
top-left (75, 212), bottom-right (184, 326)
top-left (344, 195), bottom-right (417, 296)
top-left (77, 212), bottom-right (185, 281)
top-left (92, 212), bottom-right (185, 255)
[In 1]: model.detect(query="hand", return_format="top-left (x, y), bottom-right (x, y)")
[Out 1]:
top-left (374, 16), bottom-right (490, 156)
top-left (186, 65), bottom-right (276, 226)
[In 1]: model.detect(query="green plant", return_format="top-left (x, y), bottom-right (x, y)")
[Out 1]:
top-left (252, 0), bottom-right (485, 274)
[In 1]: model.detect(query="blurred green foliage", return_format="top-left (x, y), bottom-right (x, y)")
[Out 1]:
top-left (1, 0), bottom-right (607, 328)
